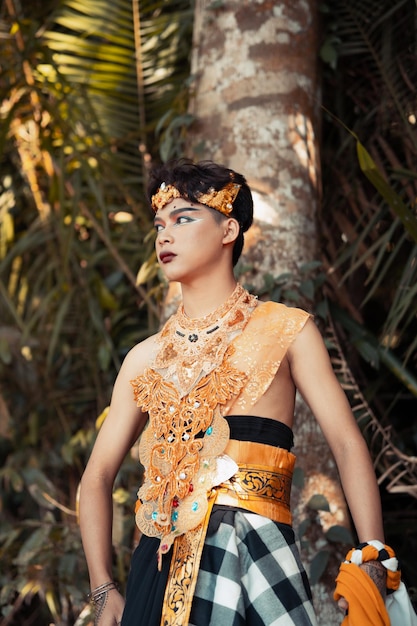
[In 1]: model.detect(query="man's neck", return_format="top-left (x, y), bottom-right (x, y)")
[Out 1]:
top-left (180, 276), bottom-right (238, 319)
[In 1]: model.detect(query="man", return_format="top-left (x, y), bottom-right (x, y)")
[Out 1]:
top-left (80, 159), bottom-right (390, 626)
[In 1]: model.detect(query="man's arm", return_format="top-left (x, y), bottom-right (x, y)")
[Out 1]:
top-left (79, 342), bottom-right (150, 624)
top-left (288, 318), bottom-right (384, 542)
top-left (288, 319), bottom-right (386, 606)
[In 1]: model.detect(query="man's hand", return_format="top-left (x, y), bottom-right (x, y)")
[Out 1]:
top-left (359, 559), bottom-right (387, 599)
top-left (337, 559), bottom-right (386, 614)
top-left (93, 588), bottom-right (125, 626)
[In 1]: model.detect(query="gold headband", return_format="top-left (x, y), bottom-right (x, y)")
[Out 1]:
top-left (151, 181), bottom-right (241, 216)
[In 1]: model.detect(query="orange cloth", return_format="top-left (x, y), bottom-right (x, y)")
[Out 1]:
top-left (334, 563), bottom-right (390, 626)
top-left (344, 544), bottom-right (401, 592)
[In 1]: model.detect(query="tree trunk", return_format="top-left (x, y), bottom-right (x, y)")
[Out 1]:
top-left (185, 1), bottom-right (350, 623)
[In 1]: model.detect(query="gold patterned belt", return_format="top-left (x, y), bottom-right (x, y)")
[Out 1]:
top-left (214, 463), bottom-right (293, 525)
top-left (160, 441), bottom-right (296, 626)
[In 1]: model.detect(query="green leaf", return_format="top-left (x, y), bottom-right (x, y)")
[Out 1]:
top-left (262, 273), bottom-right (276, 292)
top-left (46, 291), bottom-right (72, 369)
top-left (315, 299), bottom-right (329, 320)
top-left (319, 36), bottom-right (341, 69)
top-left (299, 261), bottom-right (323, 274)
top-left (14, 527), bottom-right (49, 566)
top-left (307, 494), bottom-right (331, 512)
top-left (356, 142), bottom-right (417, 244)
top-left (293, 466), bottom-right (305, 488)
top-left (298, 517), bottom-right (311, 539)
top-left (0, 467), bottom-right (24, 492)
top-left (331, 303), bottom-right (417, 398)
top-left (299, 279), bottom-right (315, 301)
top-left (325, 524), bottom-right (354, 545)
top-left (97, 342), bottom-right (112, 371)
top-left (282, 289), bottom-right (300, 304)
top-left (309, 550), bottom-right (330, 585)
top-left (0, 337), bottom-right (12, 365)
top-left (58, 554), bottom-right (80, 581)
top-left (96, 279), bottom-right (118, 310)
top-left (354, 339), bottom-right (380, 368)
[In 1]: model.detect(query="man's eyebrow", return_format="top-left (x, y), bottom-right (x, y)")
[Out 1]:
top-left (153, 206), bottom-right (200, 222)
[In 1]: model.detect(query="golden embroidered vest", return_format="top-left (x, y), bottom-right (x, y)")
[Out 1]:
top-left (130, 285), bottom-right (310, 564)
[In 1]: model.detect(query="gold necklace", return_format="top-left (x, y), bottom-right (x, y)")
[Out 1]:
top-left (154, 282), bottom-right (257, 395)
top-left (176, 282), bottom-right (245, 332)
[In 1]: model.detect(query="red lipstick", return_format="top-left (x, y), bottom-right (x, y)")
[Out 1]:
top-left (159, 252), bottom-right (176, 263)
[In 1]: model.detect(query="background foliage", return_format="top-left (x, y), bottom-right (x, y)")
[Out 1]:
top-left (0, 0), bottom-right (416, 623)
top-left (320, 0), bottom-right (417, 598)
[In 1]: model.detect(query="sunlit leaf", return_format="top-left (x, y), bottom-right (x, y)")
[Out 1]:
top-left (136, 255), bottom-right (159, 286)
top-left (356, 142), bottom-right (417, 243)
top-left (96, 406), bottom-right (110, 429)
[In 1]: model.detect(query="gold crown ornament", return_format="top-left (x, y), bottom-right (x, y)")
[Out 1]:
top-left (151, 181), bottom-right (241, 216)
top-left (151, 183), bottom-right (181, 211)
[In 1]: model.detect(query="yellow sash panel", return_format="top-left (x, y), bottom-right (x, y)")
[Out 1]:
top-left (215, 439), bottom-right (295, 525)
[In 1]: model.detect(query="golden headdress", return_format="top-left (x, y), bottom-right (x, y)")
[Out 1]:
top-left (151, 180), bottom-right (241, 216)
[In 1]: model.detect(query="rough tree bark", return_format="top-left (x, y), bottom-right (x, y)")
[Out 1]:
top-left (183, 1), bottom-right (350, 623)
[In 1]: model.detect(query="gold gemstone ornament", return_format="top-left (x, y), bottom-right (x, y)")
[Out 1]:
top-left (151, 180), bottom-right (241, 216)
top-left (151, 182), bottom-right (181, 211)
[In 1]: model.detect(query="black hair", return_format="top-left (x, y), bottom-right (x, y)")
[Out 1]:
top-left (147, 158), bottom-right (253, 266)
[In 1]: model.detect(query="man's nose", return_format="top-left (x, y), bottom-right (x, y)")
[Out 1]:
top-left (157, 228), bottom-right (173, 244)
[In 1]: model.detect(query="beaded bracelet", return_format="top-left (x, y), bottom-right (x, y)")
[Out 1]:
top-left (343, 540), bottom-right (401, 591)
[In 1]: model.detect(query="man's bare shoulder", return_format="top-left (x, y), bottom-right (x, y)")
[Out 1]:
top-left (120, 331), bottom-right (160, 380)
top-left (289, 318), bottom-right (327, 359)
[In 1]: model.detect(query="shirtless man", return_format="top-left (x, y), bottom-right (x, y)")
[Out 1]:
top-left (79, 159), bottom-right (388, 626)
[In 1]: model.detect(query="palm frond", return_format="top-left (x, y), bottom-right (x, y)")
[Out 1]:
top-left (40, 0), bottom-right (193, 176)
top-left (321, 0), bottom-right (417, 465)
top-left (323, 0), bottom-right (416, 136)
top-left (326, 309), bottom-right (417, 498)
top-left (326, 311), bottom-right (417, 498)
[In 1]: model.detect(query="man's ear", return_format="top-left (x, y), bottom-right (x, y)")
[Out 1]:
top-left (222, 218), bottom-right (240, 244)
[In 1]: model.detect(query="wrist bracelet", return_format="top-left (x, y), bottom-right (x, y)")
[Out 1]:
top-left (87, 580), bottom-right (118, 603)
top-left (343, 540), bottom-right (401, 591)
top-left (87, 581), bottom-right (119, 625)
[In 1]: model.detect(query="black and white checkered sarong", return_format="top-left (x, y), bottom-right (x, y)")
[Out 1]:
top-left (122, 505), bottom-right (318, 626)
top-left (189, 506), bottom-right (318, 626)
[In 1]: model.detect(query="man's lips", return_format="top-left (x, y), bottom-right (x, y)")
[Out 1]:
top-left (159, 252), bottom-right (176, 263)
